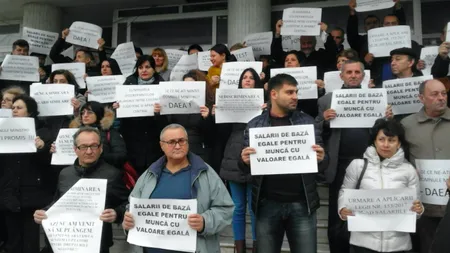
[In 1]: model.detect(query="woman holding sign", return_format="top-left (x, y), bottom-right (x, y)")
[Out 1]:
top-left (0, 95), bottom-right (53, 253)
top-left (338, 119), bottom-right (423, 253)
top-left (206, 44), bottom-right (236, 90)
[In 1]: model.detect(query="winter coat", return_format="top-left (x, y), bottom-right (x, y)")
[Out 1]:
top-left (220, 123), bottom-right (250, 183)
top-left (338, 146), bottom-right (421, 252)
top-left (123, 73), bottom-right (164, 85)
top-left (69, 107), bottom-right (127, 169)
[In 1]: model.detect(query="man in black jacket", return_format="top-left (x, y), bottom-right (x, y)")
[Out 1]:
top-left (33, 127), bottom-right (129, 253)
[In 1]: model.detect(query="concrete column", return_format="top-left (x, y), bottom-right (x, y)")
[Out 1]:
top-left (227, 0), bottom-right (271, 47)
top-left (22, 3), bottom-right (62, 33)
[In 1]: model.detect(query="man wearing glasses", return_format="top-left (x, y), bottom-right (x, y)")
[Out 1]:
top-left (122, 123), bottom-right (234, 253)
top-left (33, 127), bottom-right (130, 253)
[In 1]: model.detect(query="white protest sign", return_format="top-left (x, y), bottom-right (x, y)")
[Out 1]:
top-left (330, 88), bottom-right (387, 128)
top-left (215, 88), bottom-right (264, 124)
top-left (66, 21), bottom-right (102, 49)
top-left (0, 109), bottom-right (12, 118)
top-left (43, 179), bottom-right (107, 253)
top-left (86, 75), bottom-right (125, 103)
top-left (416, 159), bottom-right (450, 205)
top-left (324, 70), bottom-right (370, 94)
top-left (281, 8), bottom-right (322, 36)
top-left (51, 128), bottom-right (79, 165)
top-left (23, 27), bottom-right (59, 55)
top-left (220, 62), bottom-right (263, 89)
top-left (231, 47), bottom-right (255, 62)
top-left (116, 59), bottom-right (136, 77)
top-left (249, 125), bottom-right (317, 175)
top-left (166, 49), bottom-right (187, 70)
top-left (52, 62), bottom-right (87, 89)
top-left (170, 54), bottom-right (198, 81)
top-left (61, 46), bottom-right (74, 60)
top-left (128, 198), bottom-right (197, 252)
top-left (446, 22), bottom-right (450, 42)
top-left (0, 46), bottom-right (10, 62)
top-left (344, 188), bottom-right (417, 232)
top-left (383, 75), bottom-right (432, 115)
top-left (0, 55), bottom-right (39, 82)
top-left (355, 0), bottom-right (395, 12)
top-left (159, 81), bottom-right (205, 115)
top-left (368, 26), bottom-right (411, 57)
top-left (0, 118), bottom-right (36, 153)
top-left (281, 35), bottom-right (322, 51)
top-left (30, 84), bottom-right (74, 117)
top-left (420, 46), bottom-right (439, 76)
top-left (116, 85), bottom-right (160, 118)
top-left (111, 42), bottom-right (137, 61)
top-left (197, 51), bottom-right (212, 71)
top-left (271, 67), bottom-right (318, 99)
top-left (243, 32), bottom-right (273, 58)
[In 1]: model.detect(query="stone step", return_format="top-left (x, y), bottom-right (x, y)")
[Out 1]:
top-left (219, 237), bottom-right (330, 253)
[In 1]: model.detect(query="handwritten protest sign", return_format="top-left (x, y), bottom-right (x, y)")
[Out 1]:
top-left (343, 188), bottom-right (417, 232)
top-left (30, 84), bottom-right (74, 117)
top-left (197, 51), bottom-right (212, 71)
top-left (355, 0), bottom-right (395, 12)
top-left (420, 46), bottom-right (439, 76)
top-left (116, 85), bottom-right (160, 118)
top-left (23, 27), bottom-right (59, 55)
top-left (170, 54), bottom-right (198, 81)
top-left (324, 70), bottom-right (370, 94)
top-left (416, 159), bottom-right (450, 205)
top-left (0, 55), bottom-right (39, 82)
top-left (330, 88), bottom-right (387, 128)
top-left (52, 62), bottom-right (87, 89)
top-left (66, 21), bottom-right (102, 49)
top-left (0, 109), bottom-right (12, 118)
top-left (159, 81), bottom-right (205, 115)
top-left (43, 179), bottom-right (107, 253)
top-left (249, 125), bottom-right (317, 175)
top-left (128, 197), bottom-right (197, 252)
top-left (166, 49), bottom-right (187, 70)
top-left (0, 118), bottom-right (36, 153)
top-left (111, 42), bottom-right (137, 77)
top-left (271, 67), bottom-right (318, 99)
top-left (86, 75), bottom-right (125, 103)
top-left (383, 75), bottom-right (432, 115)
top-left (51, 128), bottom-right (79, 165)
top-left (243, 32), bottom-right (272, 58)
top-left (215, 88), bottom-right (264, 124)
top-left (281, 8), bottom-right (322, 36)
top-left (220, 62), bottom-right (263, 89)
top-left (368, 26), bottom-right (411, 57)
top-left (231, 47), bottom-right (255, 62)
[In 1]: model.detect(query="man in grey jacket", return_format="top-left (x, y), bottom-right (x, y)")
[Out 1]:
top-left (122, 123), bottom-right (234, 253)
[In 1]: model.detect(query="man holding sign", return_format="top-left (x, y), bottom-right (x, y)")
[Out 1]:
top-left (240, 74), bottom-right (326, 253)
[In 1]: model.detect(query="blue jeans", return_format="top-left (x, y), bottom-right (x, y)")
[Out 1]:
top-left (256, 200), bottom-right (317, 253)
top-left (229, 181), bottom-right (256, 241)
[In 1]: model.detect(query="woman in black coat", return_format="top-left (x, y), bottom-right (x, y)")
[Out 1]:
top-left (0, 95), bottom-right (53, 253)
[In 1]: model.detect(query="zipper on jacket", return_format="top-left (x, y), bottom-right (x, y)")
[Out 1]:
top-left (191, 170), bottom-right (205, 198)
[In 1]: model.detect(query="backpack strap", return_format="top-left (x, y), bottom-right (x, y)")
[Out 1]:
top-left (355, 158), bottom-right (368, 190)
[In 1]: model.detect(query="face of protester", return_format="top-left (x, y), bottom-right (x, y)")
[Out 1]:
top-left (364, 17), bottom-right (380, 32)
top-left (52, 74), bottom-right (69, 84)
top-left (160, 128), bottom-right (189, 161)
top-left (300, 36), bottom-right (315, 56)
top-left (391, 55), bottom-right (414, 76)
top-left (138, 61), bottom-right (155, 80)
top-left (374, 130), bottom-right (401, 159)
top-left (383, 16), bottom-right (399, 27)
top-left (210, 50), bottom-right (226, 68)
top-left (241, 71), bottom-right (256, 89)
top-left (419, 80), bottom-right (448, 117)
top-left (184, 77), bottom-right (196, 82)
top-left (271, 84), bottom-right (298, 113)
top-left (1, 92), bottom-right (15, 109)
top-left (75, 51), bottom-right (91, 64)
top-left (340, 62), bottom-right (364, 87)
top-left (152, 53), bottom-right (165, 68)
top-left (285, 54), bottom-right (301, 68)
top-left (12, 99), bottom-right (29, 117)
top-left (12, 46), bottom-right (29, 56)
top-left (337, 56), bottom-right (348, 70)
top-left (101, 61), bottom-right (113, 76)
top-left (81, 108), bottom-right (97, 126)
top-left (189, 49), bottom-right (199, 55)
top-left (74, 132), bottom-right (103, 167)
top-left (331, 30), bottom-right (344, 46)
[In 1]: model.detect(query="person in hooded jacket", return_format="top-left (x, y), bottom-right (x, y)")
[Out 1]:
top-left (0, 95), bottom-right (53, 253)
top-left (338, 119), bottom-right (424, 253)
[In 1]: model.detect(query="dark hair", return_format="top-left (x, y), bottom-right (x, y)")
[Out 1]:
top-left (364, 15), bottom-right (380, 24)
top-left (188, 44), bottom-right (203, 54)
top-left (12, 39), bottom-right (29, 51)
top-left (75, 49), bottom-right (94, 62)
top-left (101, 58), bottom-right (122, 75)
top-left (182, 69), bottom-right (215, 107)
top-left (268, 73), bottom-right (297, 93)
top-left (80, 101), bottom-right (104, 126)
top-left (49, 70), bottom-right (81, 94)
top-left (370, 119), bottom-right (410, 161)
top-left (134, 47), bottom-right (143, 57)
top-left (210, 44), bottom-right (236, 62)
top-left (238, 68), bottom-right (263, 89)
top-left (337, 49), bottom-right (360, 63)
top-left (132, 55), bottom-right (156, 77)
top-left (383, 14), bottom-right (400, 23)
top-left (12, 95), bottom-right (39, 118)
top-left (332, 27), bottom-right (345, 36)
top-left (284, 50), bottom-right (306, 66)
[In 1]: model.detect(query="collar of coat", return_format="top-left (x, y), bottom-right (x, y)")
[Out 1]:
top-left (74, 158), bottom-right (103, 176)
top-left (416, 107), bottom-right (450, 123)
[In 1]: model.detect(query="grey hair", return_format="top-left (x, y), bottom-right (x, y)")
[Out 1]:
top-left (340, 60), bottom-right (365, 75)
top-left (160, 124), bottom-right (188, 141)
top-left (73, 126), bottom-right (102, 146)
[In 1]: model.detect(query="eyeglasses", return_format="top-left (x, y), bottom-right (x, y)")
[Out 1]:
top-left (160, 138), bottom-right (188, 147)
top-left (77, 144), bottom-right (101, 151)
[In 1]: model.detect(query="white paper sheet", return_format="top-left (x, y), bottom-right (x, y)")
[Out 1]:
top-left (170, 54), bottom-right (198, 81)
top-left (52, 62), bottom-right (87, 89)
top-left (66, 21), bottom-right (103, 49)
top-left (115, 85), bottom-right (160, 118)
top-left (159, 81), bottom-right (205, 115)
top-left (271, 67), bottom-right (318, 99)
top-left (0, 55), bottom-right (39, 82)
top-left (23, 27), bottom-right (59, 55)
top-left (30, 84), bottom-right (74, 117)
top-left (86, 75), bottom-right (125, 103)
top-left (215, 88), bottom-right (264, 124)
top-left (0, 118), bottom-right (36, 153)
top-left (51, 128), bottom-right (79, 165)
top-left (243, 32), bottom-right (273, 58)
top-left (355, 0), bottom-right (395, 12)
top-left (281, 8), bottom-right (322, 36)
top-left (415, 159), bottom-right (450, 205)
top-left (220, 62), bottom-right (263, 89)
top-left (231, 47), bottom-right (255, 62)
top-left (368, 26), bottom-right (411, 57)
